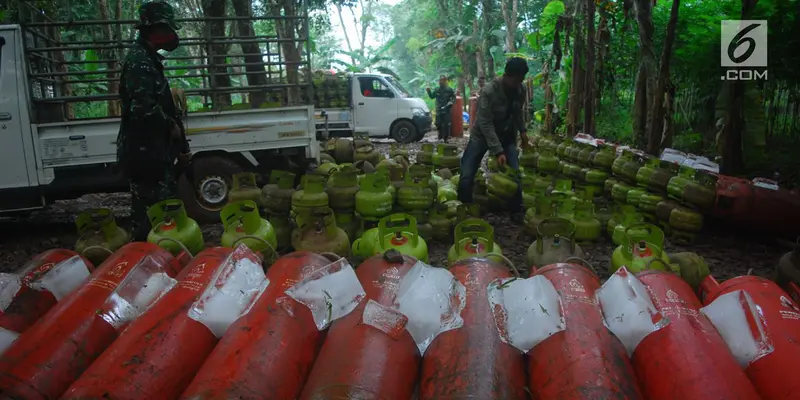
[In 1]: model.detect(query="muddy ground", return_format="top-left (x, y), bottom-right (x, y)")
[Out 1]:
top-left (0, 132), bottom-right (789, 281)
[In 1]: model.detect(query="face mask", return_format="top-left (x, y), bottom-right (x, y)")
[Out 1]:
top-left (149, 30), bottom-right (180, 52)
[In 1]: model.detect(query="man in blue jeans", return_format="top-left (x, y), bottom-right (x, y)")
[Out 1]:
top-left (458, 57), bottom-right (530, 212)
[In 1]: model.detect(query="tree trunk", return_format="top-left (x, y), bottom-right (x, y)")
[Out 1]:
top-left (646, 0), bottom-right (680, 155)
top-left (543, 63), bottom-right (554, 134)
top-left (661, 82), bottom-right (676, 149)
top-left (721, 0), bottom-right (760, 174)
top-left (566, 0), bottom-right (584, 136)
top-left (595, 11), bottom-right (610, 111)
top-left (98, 0), bottom-right (120, 116)
top-left (232, 0), bottom-right (268, 107)
top-left (270, 0), bottom-right (304, 105)
top-left (583, 0), bottom-right (596, 136)
top-left (474, 18), bottom-right (485, 85)
top-left (481, 0), bottom-right (496, 77)
top-left (203, 0), bottom-right (232, 107)
top-left (335, 4), bottom-right (356, 64)
top-left (632, 0), bottom-right (657, 147)
top-left (499, 0), bottom-right (518, 52)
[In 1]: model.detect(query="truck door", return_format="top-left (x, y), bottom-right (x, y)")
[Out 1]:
top-left (0, 27), bottom-right (35, 191)
top-left (353, 76), bottom-right (398, 136)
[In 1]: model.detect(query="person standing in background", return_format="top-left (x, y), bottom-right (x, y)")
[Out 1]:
top-left (117, 1), bottom-right (191, 241)
top-left (426, 75), bottom-right (456, 142)
top-left (477, 75), bottom-right (486, 97)
top-left (457, 58), bottom-right (530, 213)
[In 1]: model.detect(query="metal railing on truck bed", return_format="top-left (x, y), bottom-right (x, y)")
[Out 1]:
top-left (12, 0), bottom-right (314, 123)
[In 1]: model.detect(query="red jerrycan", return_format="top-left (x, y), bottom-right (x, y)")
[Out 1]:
top-left (605, 270), bottom-right (759, 399)
top-left (419, 258), bottom-right (527, 400)
top-left (0, 242), bottom-right (185, 400)
top-left (528, 262), bottom-right (643, 399)
top-left (700, 274), bottom-right (800, 399)
top-left (0, 249), bottom-right (93, 347)
top-left (181, 251), bottom-right (336, 399)
top-left (300, 251), bottom-right (420, 400)
top-left (62, 246), bottom-right (266, 400)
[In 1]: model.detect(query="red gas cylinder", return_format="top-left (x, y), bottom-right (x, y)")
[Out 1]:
top-left (62, 247), bottom-right (245, 400)
top-left (450, 95), bottom-right (464, 137)
top-left (0, 250), bottom-right (92, 338)
top-left (632, 271), bottom-right (759, 399)
top-left (419, 258), bottom-right (527, 399)
top-left (713, 174), bottom-right (754, 221)
top-left (0, 242), bottom-right (182, 400)
top-left (700, 275), bottom-right (800, 399)
top-left (181, 251), bottom-right (335, 400)
top-left (468, 96), bottom-right (478, 130)
top-left (300, 251), bottom-right (420, 400)
top-left (528, 263), bottom-right (643, 399)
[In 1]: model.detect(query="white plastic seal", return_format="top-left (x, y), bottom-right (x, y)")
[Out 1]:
top-left (596, 267), bottom-right (669, 356)
top-left (394, 261), bottom-right (465, 355)
top-left (362, 299), bottom-right (409, 339)
top-left (99, 255), bottom-right (177, 330)
top-left (700, 290), bottom-right (774, 367)
top-left (285, 257), bottom-right (365, 331)
top-left (487, 276), bottom-right (566, 353)
top-left (28, 256), bottom-right (91, 301)
top-left (188, 245), bottom-right (269, 338)
top-left (0, 274), bottom-right (21, 312)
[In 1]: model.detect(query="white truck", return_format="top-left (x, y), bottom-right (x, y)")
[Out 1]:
top-left (0, 11), bottom-right (320, 223)
top-left (313, 72), bottom-right (433, 143)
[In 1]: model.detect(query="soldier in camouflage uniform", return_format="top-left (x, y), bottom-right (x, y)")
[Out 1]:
top-left (117, 1), bottom-right (190, 241)
top-left (458, 57), bottom-right (530, 212)
top-left (426, 75), bottom-right (457, 142)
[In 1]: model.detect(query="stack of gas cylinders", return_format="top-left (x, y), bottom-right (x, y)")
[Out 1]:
top-left (522, 133), bottom-right (800, 243)
top-left (1, 245), bottom-right (799, 400)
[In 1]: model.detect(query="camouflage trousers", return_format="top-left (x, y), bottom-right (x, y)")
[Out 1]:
top-left (130, 167), bottom-right (178, 242)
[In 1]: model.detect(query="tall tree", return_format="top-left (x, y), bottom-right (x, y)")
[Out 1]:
top-left (500, 0), bottom-right (519, 52)
top-left (480, 0), bottom-right (496, 77)
top-left (583, 0), bottom-right (596, 136)
top-left (232, 0), bottom-right (268, 107)
top-left (566, 0), bottom-right (585, 136)
top-left (645, 0), bottom-right (680, 155)
top-left (630, 0), bottom-right (656, 147)
top-left (202, 0), bottom-right (232, 107)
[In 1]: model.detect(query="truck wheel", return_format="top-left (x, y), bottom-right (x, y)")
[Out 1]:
top-left (391, 120), bottom-right (418, 144)
top-left (178, 155), bottom-right (243, 224)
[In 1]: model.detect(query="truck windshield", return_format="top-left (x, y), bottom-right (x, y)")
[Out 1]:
top-left (385, 77), bottom-right (411, 98)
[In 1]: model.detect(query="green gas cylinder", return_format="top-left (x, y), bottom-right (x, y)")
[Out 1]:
top-left (354, 144), bottom-right (382, 166)
top-left (536, 148), bottom-right (560, 174)
top-left (388, 163), bottom-right (406, 193)
top-left (524, 195), bottom-right (556, 235)
top-left (595, 204), bottom-right (614, 236)
top-left (291, 208), bottom-right (351, 258)
top-left (220, 200), bottom-right (278, 259)
top-left (620, 152), bottom-right (643, 183)
top-left (488, 166), bottom-right (520, 200)
top-left (611, 149), bottom-right (633, 178)
top-left (268, 214), bottom-right (293, 250)
top-left (263, 170), bottom-right (297, 215)
top-left (604, 178), bottom-right (620, 197)
top-left (648, 161), bottom-right (678, 193)
top-left (638, 192), bottom-right (665, 215)
top-left (292, 174), bottom-right (329, 227)
top-left (373, 214), bottom-right (429, 262)
top-left (667, 165), bottom-right (696, 201)
top-left (611, 181), bottom-right (634, 204)
top-left (573, 200), bottom-right (602, 243)
top-left (626, 188), bottom-right (648, 208)
top-left (534, 172), bottom-right (553, 192)
top-left (355, 172), bottom-right (393, 219)
top-left (320, 152), bottom-right (337, 165)
top-left (146, 199), bottom-right (204, 256)
top-left (556, 138), bottom-right (569, 158)
top-left (527, 218), bottom-right (585, 268)
top-left (520, 149), bottom-right (537, 170)
top-left (437, 182), bottom-right (458, 204)
top-left (610, 223), bottom-right (673, 275)
top-left (327, 167), bottom-right (360, 211)
top-left (447, 219), bottom-right (504, 266)
top-left (592, 144), bottom-right (616, 171)
top-left (669, 206), bottom-right (704, 243)
top-left (429, 205), bottom-right (453, 241)
top-left (610, 205), bottom-right (645, 246)
top-left (74, 208), bottom-right (131, 266)
top-left (521, 175), bottom-right (538, 210)
top-left (635, 157), bottom-right (659, 188)
top-left (433, 143), bottom-right (461, 170)
top-left (655, 199), bottom-right (681, 223)
top-left (417, 143), bottom-right (435, 165)
top-left (315, 162), bottom-right (340, 177)
top-left (585, 169), bottom-right (609, 185)
top-left (390, 143), bottom-right (410, 159)
top-left (229, 172), bottom-right (265, 207)
top-left (334, 211), bottom-right (360, 241)
top-left (398, 164), bottom-right (435, 210)
top-left (392, 155), bottom-right (411, 170)
top-left (683, 170), bottom-right (718, 212)
top-left (376, 157), bottom-right (399, 171)
top-left (551, 179), bottom-right (575, 198)
top-left (443, 200), bottom-right (464, 219)
top-left (577, 143), bottom-right (595, 166)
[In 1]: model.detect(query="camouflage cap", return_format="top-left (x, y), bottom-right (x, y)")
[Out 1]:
top-left (135, 1), bottom-right (181, 31)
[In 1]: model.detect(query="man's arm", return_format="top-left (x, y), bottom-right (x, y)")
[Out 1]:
top-left (426, 87), bottom-right (438, 99)
top-left (476, 92), bottom-right (504, 156)
top-left (125, 60), bottom-right (176, 135)
top-left (514, 86), bottom-right (526, 134)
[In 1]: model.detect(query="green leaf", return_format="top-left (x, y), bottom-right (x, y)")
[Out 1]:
top-left (84, 50), bottom-right (99, 72)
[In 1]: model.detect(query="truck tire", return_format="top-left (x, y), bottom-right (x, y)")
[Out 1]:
top-left (178, 155), bottom-right (244, 224)
top-left (391, 120), bottom-right (418, 144)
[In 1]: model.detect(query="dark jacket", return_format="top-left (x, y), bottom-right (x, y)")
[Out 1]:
top-left (117, 36), bottom-right (186, 182)
top-left (469, 77), bottom-right (525, 156)
top-left (426, 86), bottom-right (456, 115)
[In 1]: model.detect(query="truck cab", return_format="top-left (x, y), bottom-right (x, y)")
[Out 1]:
top-left (314, 73), bottom-right (432, 143)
